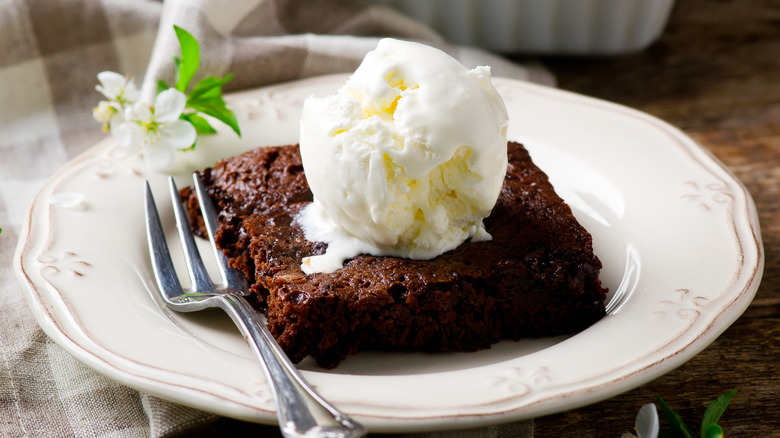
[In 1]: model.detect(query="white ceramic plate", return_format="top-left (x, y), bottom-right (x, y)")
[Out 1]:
top-left (14, 75), bottom-right (763, 433)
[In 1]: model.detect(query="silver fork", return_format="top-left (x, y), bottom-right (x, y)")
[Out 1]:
top-left (144, 175), bottom-right (366, 438)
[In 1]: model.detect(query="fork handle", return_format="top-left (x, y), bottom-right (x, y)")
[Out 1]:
top-left (217, 294), bottom-right (366, 438)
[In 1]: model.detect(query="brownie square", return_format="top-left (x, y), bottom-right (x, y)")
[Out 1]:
top-left (181, 142), bottom-right (607, 368)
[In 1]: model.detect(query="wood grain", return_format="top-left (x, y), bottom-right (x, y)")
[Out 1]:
top-left (530, 0), bottom-right (780, 435)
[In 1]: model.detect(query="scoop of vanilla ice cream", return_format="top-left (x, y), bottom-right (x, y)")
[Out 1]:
top-left (298, 38), bottom-right (509, 274)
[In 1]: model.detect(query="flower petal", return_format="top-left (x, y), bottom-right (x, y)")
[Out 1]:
top-left (159, 120), bottom-right (197, 150)
top-left (143, 144), bottom-right (175, 171)
top-left (635, 403), bottom-right (660, 438)
top-left (111, 122), bottom-right (146, 150)
top-left (93, 100), bottom-right (116, 124)
top-left (154, 89), bottom-right (187, 123)
top-left (96, 71), bottom-right (126, 99)
top-left (48, 192), bottom-right (86, 209)
top-left (97, 71), bottom-right (125, 85)
top-left (124, 101), bottom-right (153, 124)
top-left (121, 79), bottom-right (140, 103)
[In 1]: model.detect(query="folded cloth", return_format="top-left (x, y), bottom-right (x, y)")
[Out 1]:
top-left (0, 0), bottom-right (549, 436)
top-left (140, 0), bottom-right (553, 100)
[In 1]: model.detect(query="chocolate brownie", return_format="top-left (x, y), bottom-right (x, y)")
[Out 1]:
top-left (181, 142), bottom-right (608, 369)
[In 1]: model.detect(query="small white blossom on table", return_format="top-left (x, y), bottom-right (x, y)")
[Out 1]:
top-left (621, 403), bottom-right (659, 438)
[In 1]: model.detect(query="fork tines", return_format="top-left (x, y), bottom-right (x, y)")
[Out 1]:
top-left (144, 175), bottom-right (248, 306)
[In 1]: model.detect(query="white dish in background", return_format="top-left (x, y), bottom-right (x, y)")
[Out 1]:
top-left (14, 75), bottom-right (761, 432)
top-left (368, 0), bottom-right (676, 55)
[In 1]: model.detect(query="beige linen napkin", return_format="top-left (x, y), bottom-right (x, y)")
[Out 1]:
top-left (140, 0), bottom-right (553, 100)
top-left (0, 0), bottom-right (548, 436)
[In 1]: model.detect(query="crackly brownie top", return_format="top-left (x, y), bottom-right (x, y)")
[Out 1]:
top-left (182, 142), bottom-right (607, 367)
top-left (193, 142), bottom-right (601, 292)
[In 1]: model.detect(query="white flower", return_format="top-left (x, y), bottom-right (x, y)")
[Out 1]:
top-left (112, 88), bottom-right (196, 171)
top-left (95, 71), bottom-right (139, 104)
top-left (92, 100), bottom-right (122, 130)
top-left (634, 404), bottom-right (659, 438)
top-left (621, 404), bottom-right (659, 438)
top-left (94, 71), bottom-right (140, 130)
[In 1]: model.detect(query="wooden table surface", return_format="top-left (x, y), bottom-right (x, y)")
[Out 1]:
top-left (530, 0), bottom-right (780, 435)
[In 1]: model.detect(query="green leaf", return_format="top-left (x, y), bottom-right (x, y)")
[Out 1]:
top-left (181, 112), bottom-right (217, 135)
top-left (657, 396), bottom-right (694, 438)
top-left (702, 424), bottom-right (724, 438)
top-left (173, 25), bottom-right (200, 93)
top-left (156, 79), bottom-right (171, 95)
top-left (185, 74), bottom-right (239, 136)
top-left (701, 390), bottom-right (737, 437)
top-left (187, 74), bottom-right (233, 102)
top-left (187, 97), bottom-right (241, 137)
